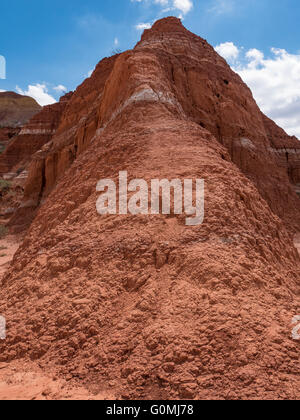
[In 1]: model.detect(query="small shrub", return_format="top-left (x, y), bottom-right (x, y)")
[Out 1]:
top-left (16, 167), bottom-right (25, 176)
top-left (110, 48), bottom-right (122, 56)
top-left (0, 226), bottom-right (8, 238)
top-left (7, 190), bottom-right (17, 198)
top-left (0, 179), bottom-right (11, 192)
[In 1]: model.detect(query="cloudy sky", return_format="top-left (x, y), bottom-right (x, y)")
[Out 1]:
top-left (0, 0), bottom-right (299, 138)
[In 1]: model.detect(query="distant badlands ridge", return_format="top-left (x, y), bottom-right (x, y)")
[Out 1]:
top-left (0, 91), bottom-right (41, 153)
top-left (0, 18), bottom-right (299, 400)
top-left (0, 91), bottom-right (41, 128)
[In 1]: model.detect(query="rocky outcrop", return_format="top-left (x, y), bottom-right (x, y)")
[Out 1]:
top-left (0, 18), bottom-right (299, 400)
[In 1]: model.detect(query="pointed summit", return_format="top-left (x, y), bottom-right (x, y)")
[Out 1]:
top-left (141, 16), bottom-right (191, 41)
top-left (136, 16), bottom-right (194, 46)
top-left (144, 16), bottom-right (185, 33)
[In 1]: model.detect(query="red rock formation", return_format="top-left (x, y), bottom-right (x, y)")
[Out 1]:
top-left (0, 18), bottom-right (299, 400)
top-left (13, 18), bottom-right (300, 233)
top-left (0, 93), bottom-right (72, 175)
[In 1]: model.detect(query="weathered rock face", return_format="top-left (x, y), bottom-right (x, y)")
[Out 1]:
top-left (0, 93), bottom-right (72, 176)
top-left (0, 91), bottom-right (41, 128)
top-left (0, 18), bottom-right (299, 400)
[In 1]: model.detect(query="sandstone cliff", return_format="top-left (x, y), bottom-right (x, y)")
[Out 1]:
top-left (0, 18), bottom-right (299, 400)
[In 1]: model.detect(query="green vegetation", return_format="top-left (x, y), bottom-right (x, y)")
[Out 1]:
top-left (0, 226), bottom-right (8, 239)
top-left (0, 179), bottom-right (11, 192)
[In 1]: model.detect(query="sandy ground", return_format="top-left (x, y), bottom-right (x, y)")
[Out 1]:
top-left (0, 234), bottom-right (116, 400)
top-left (0, 232), bottom-right (299, 400)
top-left (0, 361), bottom-right (115, 400)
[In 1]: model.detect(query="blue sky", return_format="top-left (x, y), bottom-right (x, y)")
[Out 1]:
top-left (0, 0), bottom-right (300, 136)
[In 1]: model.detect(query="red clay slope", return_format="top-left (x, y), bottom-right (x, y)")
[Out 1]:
top-left (0, 18), bottom-right (299, 400)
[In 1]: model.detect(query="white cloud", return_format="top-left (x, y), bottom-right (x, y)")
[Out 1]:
top-left (0, 89), bottom-right (6, 92)
top-left (114, 37), bottom-right (119, 46)
top-left (53, 84), bottom-right (67, 93)
top-left (135, 22), bottom-right (152, 31)
top-left (215, 42), bottom-right (239, 62)
top-left (245, 48), bottom-right (264, 69)
top-left (132, 0), bottom-right (193, 26)
top-left (16, 84), bottom-right (56, 106)
top-left (215, 43), bottom-right (300, 139)
top-left (173, 0), bottom-right (193, 14)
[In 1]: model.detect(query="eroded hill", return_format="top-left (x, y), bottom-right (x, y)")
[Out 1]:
top-left (0, 18), bottom-right (299, 400)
